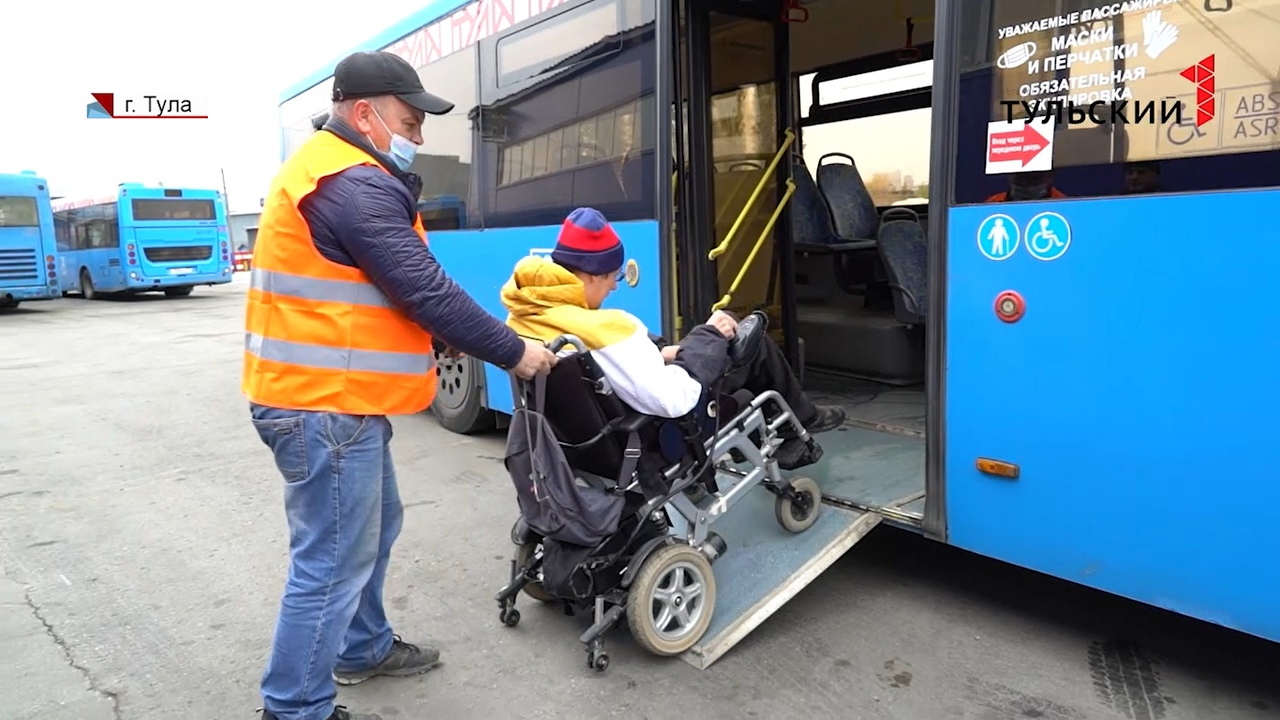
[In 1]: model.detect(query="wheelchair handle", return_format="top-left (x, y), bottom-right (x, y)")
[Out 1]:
top-left (548, 334), bottom-right (588, 354)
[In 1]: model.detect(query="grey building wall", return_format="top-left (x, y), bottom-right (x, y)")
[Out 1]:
top-left (228, 212), bottom-right (260, 251)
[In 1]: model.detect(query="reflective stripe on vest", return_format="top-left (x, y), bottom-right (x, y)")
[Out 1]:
top-left (245, 332), bottom-right (436, 375)
top-left (250, 267), bottom-right (396, 310)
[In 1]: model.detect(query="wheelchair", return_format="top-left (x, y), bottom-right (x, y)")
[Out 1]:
top-left (494, 311), bottom-right (824, 672)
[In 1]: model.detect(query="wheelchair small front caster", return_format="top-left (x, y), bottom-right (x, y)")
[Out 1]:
top-left (500, 607), bottom-right (521, 627)
top-left (589, 652), bottom-right (609, 672)
top-left (775, 476), bottom-right (821, 533)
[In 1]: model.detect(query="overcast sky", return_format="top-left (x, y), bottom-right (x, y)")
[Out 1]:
top-left (0, 0), bottom-right (425, 213)
top-left (0, 0), bottom-right (940, 215)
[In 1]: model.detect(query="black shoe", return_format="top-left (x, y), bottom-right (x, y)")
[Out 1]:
top-left (260, 705), bottom-right (382, 720)
top-left (775, 437), bottom-right (824, 471)
top-left (804, 405), bottom-right (846, 433)
top-left (332, 635), bottom-right (441, 686)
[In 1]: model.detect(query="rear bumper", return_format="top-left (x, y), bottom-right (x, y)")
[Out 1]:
top-left (0, 284), bottom-right (59, 301)
top-left (126, 267), bottom-right (234, 288)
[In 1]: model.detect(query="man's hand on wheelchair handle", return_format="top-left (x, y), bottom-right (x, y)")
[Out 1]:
top-left (660, 344), bottom-right (680, 363)
top-left (706, 310), bottom-right (738, 339)
top-left (513, 338), bottom-right (558, 379)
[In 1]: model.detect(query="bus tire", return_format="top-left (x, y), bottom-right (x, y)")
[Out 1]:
top-left (430, 352), bottom-right (496, 434)
top-left (79, 269), bottom-right (98, 300)
top-left (164, 287), bottom-right (193, 297)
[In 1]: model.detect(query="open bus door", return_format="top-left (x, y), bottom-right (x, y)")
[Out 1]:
top-left (666, 0), bottom-right (886, 670)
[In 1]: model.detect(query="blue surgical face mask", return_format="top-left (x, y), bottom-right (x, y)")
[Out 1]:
top-left (368, 106), bottom-right (418, 172)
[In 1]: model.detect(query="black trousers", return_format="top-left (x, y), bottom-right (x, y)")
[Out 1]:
top-left (718, 335), bottom-right (816, 426)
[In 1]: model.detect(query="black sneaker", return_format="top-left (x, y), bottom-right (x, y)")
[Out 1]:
top-left (260, 705), bottom-right (381, 720)
top-left (332, 636), bottom-right (441, 686)
top-left (804, 405), bottom-right (846, 433)
top-left (775, 437), bottom-right (824, 471)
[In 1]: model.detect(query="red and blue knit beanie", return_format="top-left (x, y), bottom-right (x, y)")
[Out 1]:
top-left (551, 207), bottom-right (624, 277)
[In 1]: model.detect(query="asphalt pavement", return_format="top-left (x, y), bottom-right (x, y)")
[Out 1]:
top-left (1, 281), bottom-right (1277, 720)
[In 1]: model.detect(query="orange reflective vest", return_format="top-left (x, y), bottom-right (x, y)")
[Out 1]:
top-left (242, 131), bottom-right (437, 415)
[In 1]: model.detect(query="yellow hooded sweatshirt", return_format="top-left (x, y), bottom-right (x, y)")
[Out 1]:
top-left (500, 255), bottom-right (638, 349)
top-left (499, 255), bottom-right (704, 418)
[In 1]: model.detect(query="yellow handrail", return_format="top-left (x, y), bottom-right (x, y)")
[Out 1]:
top-left (707, 127), bottom-right (795, 261)
top-left (711, 177), bottom-right (796, 312)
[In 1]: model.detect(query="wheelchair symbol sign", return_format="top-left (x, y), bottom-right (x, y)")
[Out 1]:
top-left (1024, 212), bottom-right (1070, 261)
top-left (976, 213), bottom-right (1019, 261)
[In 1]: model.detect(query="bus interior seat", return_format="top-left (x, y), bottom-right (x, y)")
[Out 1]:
top-left (790, 159), bottom-right (924, 386)
top-left (790, 153), bottom-right (881, 300)
top-left (875, 207), bottom-right (928, 325)
top-left (816, 152), bottom-right (878, 241)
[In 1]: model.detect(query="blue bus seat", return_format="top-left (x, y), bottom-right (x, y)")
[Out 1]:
top-left (790, 154), bottom-right (879, 300)
top-left (875, 207), bottom-right (928, 325)
top-left (816, 153), bottom-right (878, 241)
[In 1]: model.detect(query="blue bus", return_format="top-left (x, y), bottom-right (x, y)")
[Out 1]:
top-left (280, 0), bottom-right (1280, 668)
top-left (51, 184), bottom-right (234, 299)
top-left (0, 171), bottom-right (60, 309)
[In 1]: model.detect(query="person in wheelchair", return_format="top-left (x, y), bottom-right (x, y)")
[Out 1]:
top-left (499, 206), bottom-right (847, 470)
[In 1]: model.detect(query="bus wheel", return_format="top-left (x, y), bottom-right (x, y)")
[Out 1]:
top-left (164, 287), bottom-right (193, 297)
top-left (80, 269), bottom-right (98, 300)
top-left (430, 352), bottom-right (496, 434)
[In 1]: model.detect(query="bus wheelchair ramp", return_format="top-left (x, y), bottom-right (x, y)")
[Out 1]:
top-left (678, 482), bottom-right (881, 670)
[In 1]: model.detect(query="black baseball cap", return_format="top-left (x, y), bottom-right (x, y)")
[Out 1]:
top-left (331, 51), bottom-right (454, 116)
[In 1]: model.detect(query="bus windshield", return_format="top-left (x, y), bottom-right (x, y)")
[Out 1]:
top-left (131, 198), bottom-right (217, 221)
top-left (0, 196), bottom-right (40, 227)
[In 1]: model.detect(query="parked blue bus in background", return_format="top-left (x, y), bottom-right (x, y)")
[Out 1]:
top-left (279, 0), bottom-right (1280, 669)
top-left (0, 171), bottom-right (60, 309)
top-left (51, 184), bottom-right (234, 299)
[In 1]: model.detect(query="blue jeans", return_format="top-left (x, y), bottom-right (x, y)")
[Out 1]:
top-left (250, 403), bottom-right (404, 720)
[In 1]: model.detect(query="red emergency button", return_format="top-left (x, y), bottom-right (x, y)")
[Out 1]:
top-left (994, 290), bottom-right (1025, 323)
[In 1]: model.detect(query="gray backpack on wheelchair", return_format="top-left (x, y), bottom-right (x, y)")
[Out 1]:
top-left (502, 348), bottom-right (672, 602)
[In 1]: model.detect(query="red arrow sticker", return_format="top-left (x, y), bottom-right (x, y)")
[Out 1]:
top-left (985, 120), bottom-right (1054, 175)
top-left (987, 124), bottom-right (1050, 166)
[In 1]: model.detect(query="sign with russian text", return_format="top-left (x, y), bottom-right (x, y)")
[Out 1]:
top-left (985, 0), bottom-right (1280, 170)
top-left (86, 92), bottom-right (208, 119)
top-left (985, 120), bottom-right (1053, 174)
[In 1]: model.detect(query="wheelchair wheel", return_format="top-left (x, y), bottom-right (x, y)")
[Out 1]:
top-left (775, 476), bottom-right (821, 533)
top-left (626, 544), bottom-right (716, 656)
top-left (514, 541), bottom-right (556, 603)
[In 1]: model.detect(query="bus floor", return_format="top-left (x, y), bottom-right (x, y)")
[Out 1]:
top-left (796, 370), bottom-right (926, 521)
